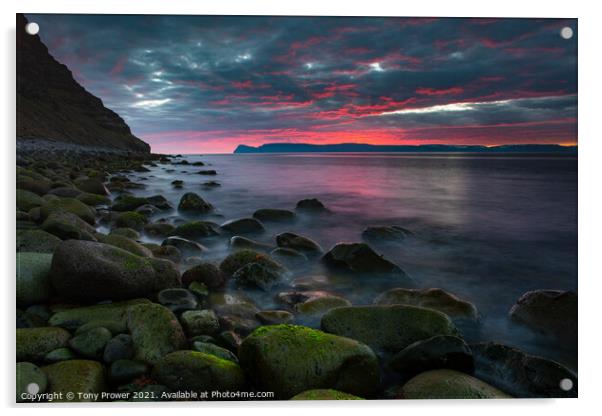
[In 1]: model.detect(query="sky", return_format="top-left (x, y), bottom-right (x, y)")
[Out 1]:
top-left (27, 14), bottom-right (577, 153)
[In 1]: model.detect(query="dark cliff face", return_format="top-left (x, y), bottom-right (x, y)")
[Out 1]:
top-left (16, 14), bottom-right (150, 153)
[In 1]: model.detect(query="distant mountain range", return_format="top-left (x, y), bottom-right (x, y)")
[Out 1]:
top-left (234, 143), bottom-right (577, 154)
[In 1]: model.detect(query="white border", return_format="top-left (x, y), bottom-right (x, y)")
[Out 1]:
top-left (2, 1), bottom-right (601, 415)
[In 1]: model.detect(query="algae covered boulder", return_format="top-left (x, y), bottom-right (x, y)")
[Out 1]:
top-left (291, 389), bottom-right (363, 400)
top-left (171, 220), bottom-right (220, 239)
top-left (321, 305), bottom-right (459, 353)
top-left (152, 350), bottom-right (245, 394)
top-left (239, 324), bottom-right (380, 399)
top-left (95, 233), bottom-right (153, 257)
top-left (17, 252), bottom-right (54, 306)
top-left (220, 249), bottom-right (285, 276)
top-left (400, 369), bottom-right (511, 399)
top-left (48, 299), bottom-right (150, 331)
top-left (49, 240), bottom-right (180, 302)
top-left (41, 211), bottom-right (97, 241)
top-left (17, 327), bottom-right (71, 361)
top-left (42, 360), bottom-right (105, 401)
top-left (39, 197), bottom-right (96, 224)
top-left (178, 192), bottom-right (213, 214)
top-left (126, 303), bottom-right (187, 365)
top-left (276, 232), bottom-right (323, 255)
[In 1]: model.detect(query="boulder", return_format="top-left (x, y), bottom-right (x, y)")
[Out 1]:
top-left (151, 245), bottom-right (182, 263)
top-left (152, 350), bottom-right (244, 393)
top-left (16, 229), bottom-right (61, 253)
top-left (362, 225), bottom-right (413, 242)
top-left (95, 233), bottom-right (153, 257)
top-left (112, 194), bottom-right (149, 211)
top-left (17, 327), bottom-right (71, 361)
top-left (16, 362), bottom-right (48, 402)
top-left (239, 324), bottom-right (380, 399)
top-left (47, 186), bottom-right (82, 198)
top-left (472, 342), bottom-right (577, 398)
top-left (48, 299), bottom-right (150, 331)
top-left (76, 192), bottom-right (111, 207)
top-left (220, 249), bottom-right (285, 276)
top-left (144, 222), bottom-right (176, 237)
top-left (255, 310), bottom-right (294, 325)
top-left (270, 248), bottom-right (308, 268)
top-left (208, 292), bottom-right (260, 318)
top-left (39, 197), bottom-right (96, 224)
top-left (253, 208), bottom-right (296, 222)
top-left (103, 334), bottom-right (134, 363)
top-left (108, 359), bottom-right (148, 384)
top-left (180, 310), bottom-right (220, 336)
top-left (171, 220), bottom-right (219, 239)
top-left (41, 211), bottom-right (97, 241)
top-left (182, 262), bottom-right (224, 289)
top-left (321, 305), bottom-right (459, 353)
top-left (322, 243), bottom-right (409, 278)
top-left (74, 178), bottom-right (110, 195)
top-left (147, 195), bottom-right (173, 210)
top-left (44, 347), bottom-right (76, 363)
top-left (291, 389), bottom-right (363, 400)
top-left (109, 227), bottom-right (140, 239)
top-left (157, 288), bottom-right (198, 312)
top-left (17, 189), bottom-right (45, 211)
top-left (17, 176), bottom-right (52, 196)
top-left (296, 198), bottom-right (328, 211)
top-left (161, 236), bottom-right (207, 256)
top-left (126, 303), bottom-right (187, 365)
top-left (509, 290), bottom-right (577, 345)
top-left (114, 211), bottom-right (148, 231)
top-left (230, 236), bottom-right (273, 252)
top-left (375, 288), bottom-right (479, 323)
top-left (50, 241), bottom-right (181, 302)
top-left (233, 262), bottom-right (285, 291)
top-left (17, 252), bottom-right (54, 306)
top-left (220, 218), bottom-right (265, 234)
top-left (400, 369), bottom-right (511, 399)
top-left (68, 327), bottom-right (112, 359)
top-left (178, 192), bottom-right (213, 214)
top-left (42, 360), bottom-right (105, 401)
top-left (192, 341), bottom-right (238, 363)
top-left (295, 295), bottom-right (351, 316)
top-left (276, 232), bottom-right (323, 255)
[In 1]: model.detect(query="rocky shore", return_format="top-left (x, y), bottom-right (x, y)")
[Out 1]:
top-left (16, 148), bottom-right (578, 402)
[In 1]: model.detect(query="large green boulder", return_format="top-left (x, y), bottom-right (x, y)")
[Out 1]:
top-left (112, 194), bottom-right (149, 211)
top-left (400, 369), bottom-right (511, 399)
top-left (76, 192), bottom-right (111, 207)
top-left (239, 324), bottom-right (380, 399)
top-left (321, 305), bottom-right (459, 353)
top-left (49, 240), bottom-right (181, 302)
top-left (17, 252), bottom-right (54, 306)
top-left (42, 360), bottom-right (106, 401)
top-left (17, 189), bottom-right (45, 211)
top-left (375, 288), bottom-right (479, 323)
top-left (152, 351), bottom-right (245, 393)
top-left (171, 220), bottom-right (219, 239)
top-left (41, 211), bottom-right (97, 241)
top-left (114, 211), bottom-right (148, 231)
top-left (48, 299), bottom-right (150, 331)
top-left (39, 197), bottom-right (96, 224)
top-left (17, 327), bottom-right (71, 361)
top-left (126, 303), bottom-right (187, 365)
top-left (276, 232), bottom-right (323, 255)
top-left (68, 327), bottom-right (113, 359)
top-left (219, 249), bottom-right (284, 276)
top-left (16, 229), bottom-right (61, 253)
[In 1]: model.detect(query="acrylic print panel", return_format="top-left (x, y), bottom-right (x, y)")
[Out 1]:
top-left (15, 13), bottom-right (577, 402)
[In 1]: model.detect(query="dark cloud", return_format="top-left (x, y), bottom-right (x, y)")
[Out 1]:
top-left (26, 14), bottom-right (577, 152)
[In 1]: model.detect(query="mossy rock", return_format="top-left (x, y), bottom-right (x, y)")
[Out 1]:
top-left (16, 362), bottom-right (48, 402)
top-left (17, 189), bottom-right (45, 211)
top-left (276, 232), bottom-right (323, 255)
top-left (17, 176), bottom-right (52, 196)
top-left (400, 369), bottom-right (511, 399)
top-left (152, 350), bottom-right (245, 393)
top-left (220, 218), bottom-right (265, 234)
top-left (180, 309), bottom-right (220, 336)
top-left (220, 249), bottom-right (284, 276)
top-left (76, 192), bottom-right (111, 207)
top-left (17, 229), bottom-right (61, 253)
top-left (230, 236), bottom-right (273, 252)
top-left (17, 327), bottom-right (71, 361)
top-left (114, 211), bottom-right (148, 231)
top-left (39, 197), bottom-right (96, 224)
top-left (112, 194), bottom-right (149, 211)
top-left (255, 310), bottom-right (294, 325)
top-left (295, 295), bottom-right (351, 316)
top-left (96, 233), bottom-right (153, 257)
top-left (233, 262), bottom-right (285, 291)
top-left (109, 227), bottom-right (140, 240)
top-left (126, 303), bottom-right (187, 365)
top-left (178, 192), bottom-right (213, 214)
top-left (49, 299), bottom-right (150, 331)
top-left (17, 252), bottom-right (54, 306)
top-left (171, 220), bottom-right (219, 239)
top-left (42, 360), bottom-right (106, 401)
top-left (182, 262), bottom-right (224, 288)
top-left (44, 347), bottom-right (76, 363)
top-left (192, 341), bottom-right (239, 363)
top-left (291, 389), bottom-right (364, 400)
top-left (322, 242), bottom-right (408, 278)
top-left (41, 211), bottom-right (97, 241)
top-left (239, 324), bottom-right (380, 399)
top-left (74, 178), bottom-right (110, 196)
top-left (144, 222), bottom-right (176, 238)
top-left (68, 327), bottom-right (112, 359)
top-left (375, 288), bottom-right (479, 323)
top-left (321, 305), bottom-right (460, 353)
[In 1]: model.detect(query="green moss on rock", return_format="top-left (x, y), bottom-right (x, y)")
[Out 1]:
top-left (17, 327), bottom-right (71, 361)
top-left (400, 369), bottom-right (511, 399)
top-left (42, 360), bottom-right (106, 401)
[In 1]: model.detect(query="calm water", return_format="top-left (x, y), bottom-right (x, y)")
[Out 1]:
top-left (116, 153), bottom-right (578, 368)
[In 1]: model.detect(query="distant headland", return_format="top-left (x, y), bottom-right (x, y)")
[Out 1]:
top-left (233, 143), bottom-right (577, 154)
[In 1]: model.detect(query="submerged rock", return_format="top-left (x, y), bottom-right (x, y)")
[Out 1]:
top-left (50, 240), bottom-right (181, 302)
top-left (239, 324), bottom-right (380, 399)
top-left (144, 222), bottom-right (176, 237)
top-left (471, 342), bottom-right (577, 398)
top-left (400, 369), bottom-right (511, 399)
top-left (296, 198), bottom-right (328, 211)
top-left (253, 208), bottom-right (296, 222)
top-left (171, 220), bottom-right (220, 239)
top-left (321, 305), bottom-right (459, 353)
top-left (322, 242), bottom-right (409, 279)
top-left (276, 232), bottom-right (323, 255)
top-left (230, 236), bottom-right (273, 252)
top-left (178, 192), bottom-right (213, 214)
top-left (375, 288), bottom-right (479, 323)
top-left (362, 225), bottom-right (413, 242)
top-left (270, 247), bottom-right (308, 268)
top-left (220, 217), bottom-right (265, 234)
top-left (255, 310), bottom-right (294, 325)
top-left (161, 236), bottom-right (207, 256)
top-left (509, 290), bottom-right (577, 346)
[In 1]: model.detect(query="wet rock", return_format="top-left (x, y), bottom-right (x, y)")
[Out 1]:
top-left (135, 204), bottom-right (160, 216)
top-left (509, 290), bottom-right (577, 346)
top-left (233, 262), bottom-right (285, 291)
top-left (291, 389), bottom-right (363, 400)
top-left (230, 235), bottom-right (273, 252)
top-left (202, 181), bottom-right (221, 188)
top-left (171, 179), bottom-right (184, 188)
top-left (17, 189), bottom-right (45, 211)
top-left (182, 262), bottom-right (224, 289)
top-left (109, 227), bottom-right (140, 239)
top-left (41, 211), bottom-right (97, 240)
top-left (17, 327), bottom-right (71, 361)
top-left (48, 299), bottom-right (150, 331)
top-left (114, 211), bottom-right (148, 231)
top-left (239, 324), bottom-right (380, 399)
top-left (181, 309), bottom-right (220, 336)
top-left (74, 178), bottom-right (110, 195)
top-left (108, 360), bottom-right (147, 384)
top-left (96, 233), bottom-right (153, 257)
top-left (17, 252), bottom-right (54, 306)
top-left (44, 347), bottom-right (76, 363)
top-left (208, 292), bottom-right (260, 318)
top-left (126, 303), bottom-right (187, 365)
top-left (400, 369), bottom-right (510, 399)
top-left (362, 225), bottom-right (413, 242)
top-left (103, 334), bottom-right (134, 363)
top-left (68, 327), bottom-right (112, 359)
top-left (112, 194), bottom-right (149, 211)
top-left (152, 350), bottom-right (245, 393)
top-left (220, 217), bottom-right (265, 234)
top-left (389, 335), bottom-right (474, 376)
top-left (50, 241), bottom-right (181, 302)
top-left (196, 170), bottom-right (217, 175)
top-left (192, 341), bottom-right (238, 363)
top-left (17, 176), bottom-right (52, 196)
top-left (253, 208), bottom-right (296, 222)
top-left (291, 274), bottom-right (334, 290)
top-left (270, 247), bottom-right (308, 268)
top-left (218, 315), bottom-right (261, 335)
top-left (42, 360), bottom-right (105, 401)
top-left (47, 186), bottom-right (82, 198)
top-left (146, 195), bottom-right (173, 210)
top-left (321, 305), bottom-right (459, 353)
top-left (158, 288), bottom-right (198, 312)
top-left (144, 222), bottom-right (176, 237)
top-left (217, 330), bottom-right (243, 351)
top-left (16, 362), bottom-right (47, 402)
top-left (161, 236), bottom-right (207, 256)
top-left (40, 197), bottom-right (96, 224)
top-left (220, 248), bottom-right (285, 276)
top-left (188, 281), bottom-right (209, 298)
top-left (375, 288), bottom-right (479, 323)
top-left (151, 245), bottom-right (182, 263)
top-left (255, 310), bottom-right (294, 325)
top-left (178, 192), bottom-right (213, 214)
top-left (76, 192), bottom-right (111, 207)
top-left (295, 294), bottom-right (351, 316)
top-left (276, 232), bottom-right (323, 255)
top-left (296, 198), bottom-right (328, 211)
top-left (322, 242), bottom-right (409, 278)
top-left (472, 342), bottom-right (577, 398)
top-left (171, 220), bottom-right (220, 239)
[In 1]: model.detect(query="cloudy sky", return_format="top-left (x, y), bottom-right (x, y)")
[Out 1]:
top-left (27, 14), bottom-right (577, 153)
